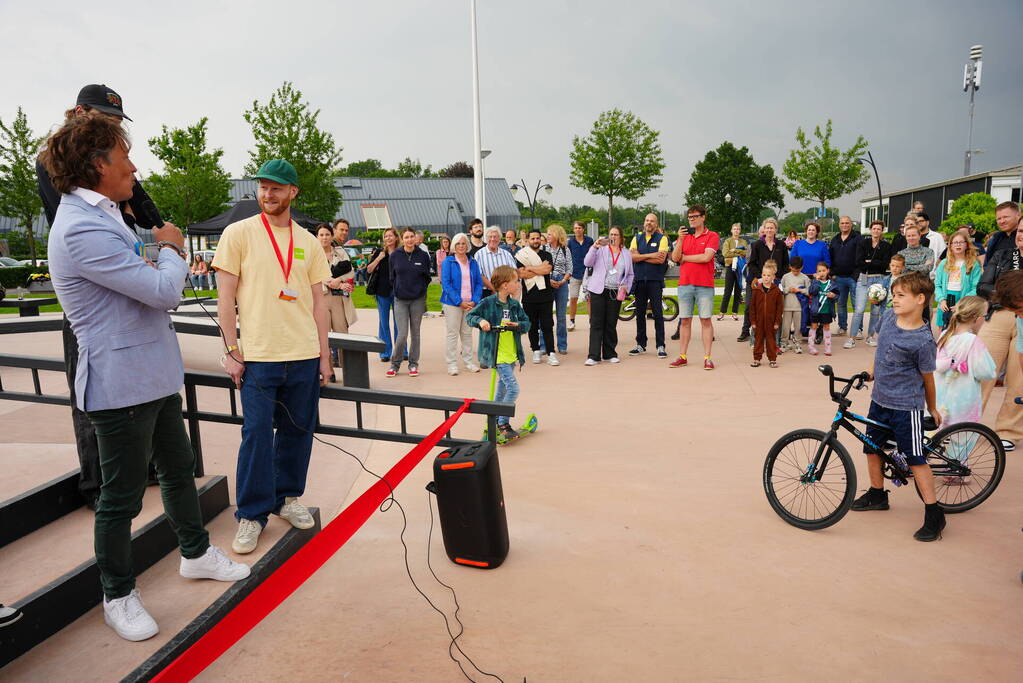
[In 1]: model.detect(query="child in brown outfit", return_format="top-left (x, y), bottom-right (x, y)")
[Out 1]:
top-left (750, 260), bottom-right (784, 367)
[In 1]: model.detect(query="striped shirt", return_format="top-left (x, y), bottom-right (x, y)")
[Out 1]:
top-left (544, 244), bottom-right (573, 281)
top-left (474, 246), bottom-right (517, 281)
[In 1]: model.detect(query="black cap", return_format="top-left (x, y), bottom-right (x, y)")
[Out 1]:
top-left (75, 84), bottom-right (132, 121)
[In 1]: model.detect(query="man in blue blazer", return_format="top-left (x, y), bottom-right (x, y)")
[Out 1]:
top-left (41, 112), bottom-right (249, 642)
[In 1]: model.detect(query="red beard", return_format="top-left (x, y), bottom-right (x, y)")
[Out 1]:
top-left (259, 194), bottom-right (291, 217)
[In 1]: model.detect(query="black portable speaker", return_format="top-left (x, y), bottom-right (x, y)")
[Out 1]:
top-left (428, 441), bottom-right (509, 569)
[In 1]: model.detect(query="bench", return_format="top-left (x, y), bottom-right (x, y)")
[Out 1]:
top-left (1, 298), bottom-right (59, 317)
top-left (168, 315), bottom-right (386, 389)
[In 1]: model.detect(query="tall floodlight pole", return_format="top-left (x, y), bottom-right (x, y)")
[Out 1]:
top-left (470, 0), bottom-right (485, 225)
top-left (963, 45), bottom-right (983, 176)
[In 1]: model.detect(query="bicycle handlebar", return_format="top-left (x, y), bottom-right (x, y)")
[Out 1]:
top-left (819, 364), bottom-right (870, 402)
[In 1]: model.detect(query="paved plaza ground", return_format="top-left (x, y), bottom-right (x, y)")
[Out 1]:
top-left (2, 309), bottom-right (1021, 681)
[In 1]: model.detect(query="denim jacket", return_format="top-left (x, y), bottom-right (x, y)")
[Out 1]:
top-left (466, 294), bottom-right (531, 368)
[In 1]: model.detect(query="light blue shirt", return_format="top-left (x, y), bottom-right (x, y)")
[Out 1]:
top-left (48, 191), bottom-right (189, 411)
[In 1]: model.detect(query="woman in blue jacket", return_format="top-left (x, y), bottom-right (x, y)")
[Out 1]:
top-left (788, 222), bottom-right (831, 337)
top-left (788, 222), bottom-right (830, 275)
top-left (934, 229), bottom-right (982, 328)
top-left (440, 232), bottom-right (484, 375)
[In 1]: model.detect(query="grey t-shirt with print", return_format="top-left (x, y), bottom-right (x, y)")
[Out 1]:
top-left (872, 314), bottom-right (936, 411)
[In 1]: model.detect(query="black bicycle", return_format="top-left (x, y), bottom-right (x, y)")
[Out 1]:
top-left (763, 365), bottom-right (1006, 530)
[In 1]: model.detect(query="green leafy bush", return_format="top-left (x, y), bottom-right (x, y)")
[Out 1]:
top-left (939, 192), bottom-right (996, 235)
top-left (0, 265), bottom-right (48, 289)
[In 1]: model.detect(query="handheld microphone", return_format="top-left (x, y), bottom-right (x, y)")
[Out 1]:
top-left (139, 199), bottom-right (165, 229)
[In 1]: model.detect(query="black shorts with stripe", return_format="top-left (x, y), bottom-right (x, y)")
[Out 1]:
top-left (863, 400), bottom-right (926, 465)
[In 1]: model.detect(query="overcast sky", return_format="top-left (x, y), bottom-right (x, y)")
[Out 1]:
top-left (2, 0), bottom-right (1021, 221)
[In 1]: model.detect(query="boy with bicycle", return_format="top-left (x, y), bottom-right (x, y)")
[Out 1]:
top-left (856, 270), bottom-right (946, 541)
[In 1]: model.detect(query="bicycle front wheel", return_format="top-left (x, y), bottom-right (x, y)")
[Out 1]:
top-left (920, 421), bottom-right (1005, 513)
top-left (763, 429), bottom-right (856, 530)
top-left (618, 296), bottom-right (637, 321)
top-left (662, 296), bottom-right (679, 322)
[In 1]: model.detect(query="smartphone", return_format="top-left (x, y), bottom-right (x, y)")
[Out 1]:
top-left (143, 243), bottom-right (161, 261)
top-left (686, 226), bottom-right (696, 236)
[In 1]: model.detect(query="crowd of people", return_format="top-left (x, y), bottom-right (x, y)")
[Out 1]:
top-left (22, 81), bottom-right (1023, 643)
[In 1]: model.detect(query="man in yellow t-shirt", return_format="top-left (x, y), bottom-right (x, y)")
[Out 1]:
top-left (211, 159), bottom-right (331, 555)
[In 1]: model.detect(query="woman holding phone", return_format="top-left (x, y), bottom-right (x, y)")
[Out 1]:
top-left (583, 226), bottom-right (634, 365)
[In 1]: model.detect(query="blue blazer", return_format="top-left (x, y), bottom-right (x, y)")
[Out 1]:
top-left (47, 193), bottom-right (189, 411)
top-left (440, 255), bottom-right (483, 306)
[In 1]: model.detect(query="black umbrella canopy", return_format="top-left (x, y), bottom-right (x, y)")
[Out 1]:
top-left (186, 200), bottom-right (323, 235)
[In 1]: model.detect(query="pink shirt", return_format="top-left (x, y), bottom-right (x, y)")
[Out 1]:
top-left (459, 259), bottom-right (472, 301)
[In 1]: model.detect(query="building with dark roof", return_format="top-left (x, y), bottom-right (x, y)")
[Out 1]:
top-left (229, 176), bottom-right (523, 236)
top-left (858, 165), bottom-right (1021, 231)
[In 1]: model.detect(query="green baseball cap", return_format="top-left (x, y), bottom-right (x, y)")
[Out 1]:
top-left (252, 159), bottom-right (299, 187)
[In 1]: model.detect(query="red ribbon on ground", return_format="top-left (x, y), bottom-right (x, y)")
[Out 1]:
top-left (153, 398), bottom-right (474, 682)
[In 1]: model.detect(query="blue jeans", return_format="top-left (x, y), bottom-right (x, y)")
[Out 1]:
top-left (832, 276), bottom-right (856, 330)
top-left (850, 274), bottom-right (885, 338)
top-left (375, 294), bottom-right (401, 360)
top-left (553, 282), bottom-right (569, 353)
top-left (494, 363), bottom-right (519, 426)
top-left (237, 358), bottom-right (320, 526)
top-left (190, 274), bottom-right (207, 289)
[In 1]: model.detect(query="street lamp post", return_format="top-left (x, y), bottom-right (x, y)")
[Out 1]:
top-left (510, 179), bottom-right (553, 230)
top-left (856, 152), bottom-right (883, 228)
top-left (963, 44), bottom-right (983, 176)
top-left (445, 202), bottom-right (456, 235)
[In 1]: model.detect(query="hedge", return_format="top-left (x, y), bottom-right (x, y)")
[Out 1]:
top-left (0, 266), bottom-right (49, 289)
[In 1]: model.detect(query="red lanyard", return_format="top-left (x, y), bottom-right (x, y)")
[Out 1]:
top-left (260, 213), bottom-right (294, 283)
top-left (610, 247), bottom-right (621, 268)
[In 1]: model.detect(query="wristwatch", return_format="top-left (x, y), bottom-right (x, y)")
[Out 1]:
top-left (158, 241), bottom-right (186, 259)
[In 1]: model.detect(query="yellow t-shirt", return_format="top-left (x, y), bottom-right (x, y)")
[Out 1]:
top-left (212, 214), bottom-right (331, 362)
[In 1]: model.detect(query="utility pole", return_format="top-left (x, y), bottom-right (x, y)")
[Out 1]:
top-left (963, 45), bottom-right (983, 176)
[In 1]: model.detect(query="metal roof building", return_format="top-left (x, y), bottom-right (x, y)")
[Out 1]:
top-left (229, 176), bottom-right (523, 235)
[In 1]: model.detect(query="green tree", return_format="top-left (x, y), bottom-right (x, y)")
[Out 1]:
top-left (684, 141), bottom-right (784, 232)
top-left (939, 192), bottom-right (997, 235)
top-left (438, 161), bottom-right (474, 178)
top-left (144, 118), bottom-right (231, 228)
top-left (782, 119), bottom-right (869, 210)
top-left (340, 158), bottom-right (388, 177)
top-left (395, 157), bottom-right (434, 177)
top-left (0, 107), bottom-right (44, 265)
top-left (569, 109), bottom-right (665, 229)
top-left (244, 81), bottom-right (343, 221)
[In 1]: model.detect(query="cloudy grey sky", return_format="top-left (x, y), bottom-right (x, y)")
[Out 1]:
top-left (2, 0), bottom-right (1021, 219)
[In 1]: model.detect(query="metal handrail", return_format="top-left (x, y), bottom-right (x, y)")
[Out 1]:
top-left (0, 354), bottom-right (512, 477)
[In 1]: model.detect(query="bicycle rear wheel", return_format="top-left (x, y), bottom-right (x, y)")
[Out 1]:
top-left (618, 296), bottom-right (637, 321)
top-left (920, 421), bottom-right (1005, 513)
top-left (763, 429), bottom-right (856, 530)
top-left (662, 296), bottom-right (679, 322)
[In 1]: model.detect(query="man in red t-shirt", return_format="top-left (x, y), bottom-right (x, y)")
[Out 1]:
top-left (669, 205), bottom-right (721, 370)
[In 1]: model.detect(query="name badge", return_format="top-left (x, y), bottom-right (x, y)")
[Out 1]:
top-left (279, 288), bottom-right (299, 302)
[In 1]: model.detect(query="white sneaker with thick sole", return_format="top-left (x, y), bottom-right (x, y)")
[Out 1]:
top-left (447, 365), bottom-right (458, 376)
top-left (466, 364), bottom-right (480, 373)
top-left (843, 339), bottom-right (855, 349)
top-left (547, 353), bottom-right (560, 366)
top-left (1000, 439), bottom-right (1016, 452)
top-left (180, 545), bottom-right (251, 581)
top-left (104, 589), bottom-right (159, 642)
top-left (277, 497), bottom-right (315, 529)
top-left (584, 358), bottom-right (598, 366)
top-left (232, 519), bottom-right (262, 554)
top-left (609, 357), bottom-right (621, 363)
top-left (567, 319), bottom-right (575, 331)
top-left (532, 350), bottom-right (542, 364)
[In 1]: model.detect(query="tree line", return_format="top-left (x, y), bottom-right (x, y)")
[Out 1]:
top-left (1, 80), bottom-right (873, 266)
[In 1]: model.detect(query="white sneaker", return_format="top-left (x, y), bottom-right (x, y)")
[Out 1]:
top-left (843, 339), bottom-right (856, 349)
top-left (609, 357), bottom-right (621, 364)
top-left (584, 358), bottom-right (598, 366)
top-left (180, 545), bottom-right (251, 581)
top-left (447, 365), bottom-right (458, 376)
top-left (568, 319), bottom-right (575, 331)
top-left (466, 363), bottom-right (480, 373)
top-left (232, 519), bottom-right (262, 554)
top-left (532, 350), bottom-right (542, 364)
top-left (865, 337), bottom-right (878, 347)
top-left (277, 497), bottom-right (315, 529)
top-left (104, 589), bottom-right (159, 642)
top-left (547, 352), bottom-right (560, 366)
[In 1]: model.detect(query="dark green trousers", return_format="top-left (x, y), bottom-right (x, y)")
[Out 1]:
top-left (88, 393), bottom-right (209, 599)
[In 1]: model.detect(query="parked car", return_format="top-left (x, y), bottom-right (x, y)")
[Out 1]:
top-left (19, 259), bottom-right (46, 268)
top-left (0, 257), bottom-right (23, 267)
